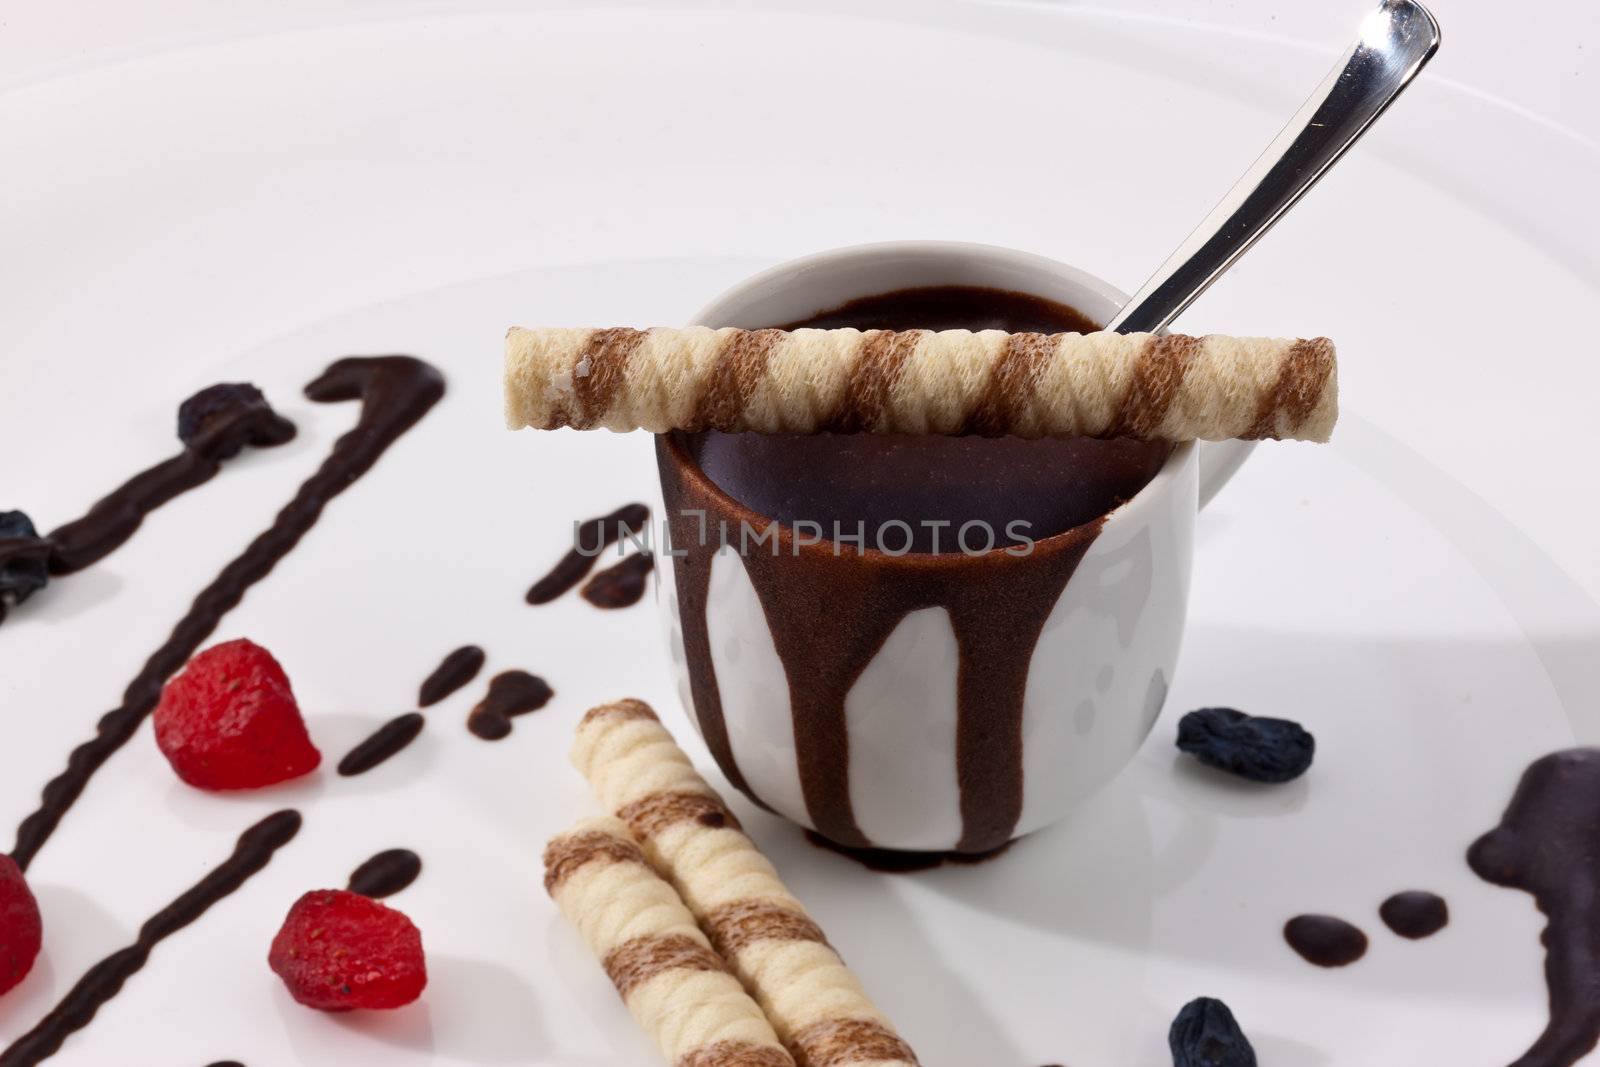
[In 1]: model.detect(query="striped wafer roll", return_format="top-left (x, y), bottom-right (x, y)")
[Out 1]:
top-left (573, 700), bottom-right (920, 1067)
top-left (504, 326), bottom-right (1337, 442)
top-left (544, 816), bottom-right (795, 1067)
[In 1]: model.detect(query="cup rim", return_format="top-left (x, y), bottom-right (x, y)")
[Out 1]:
top-left (677, 240), bottom-right (1197, 556)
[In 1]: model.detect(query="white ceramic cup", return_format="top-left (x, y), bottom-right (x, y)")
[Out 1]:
top-left (656, 241), bottom-right (1237, 852)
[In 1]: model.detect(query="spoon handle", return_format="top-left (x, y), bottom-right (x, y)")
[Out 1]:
top-left (1107, 0), bottom-right (1442, 334)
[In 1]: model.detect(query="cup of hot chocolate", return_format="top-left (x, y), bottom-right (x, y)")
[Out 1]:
top-left (654, 241), bottom-right (1222, 855)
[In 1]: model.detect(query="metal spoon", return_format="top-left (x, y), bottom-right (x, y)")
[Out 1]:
top-left (1108, 0), bottom-right (1442, 334)
top-left (1109, 0), bottom-right (1440, 503)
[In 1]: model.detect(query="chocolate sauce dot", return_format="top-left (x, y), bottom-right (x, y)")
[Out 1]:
top-left (418, 644), bottom-right (485, 707)
top-left (337, 713), bottom-right (425, 777)
top-left (580, 552), bottom-right (653, 609)
top-left (803, 829), bottom-right (1011, 874)
top-left (203, 1061), bottom-right (246, 1067)
top-left (1378, 890), bottom-right (1449, 940)
top-left (1283, 914), bottom-right (1368, 967)
top-left (697, 811), bottom-right (727, 829)
top-left (467, 670), bottom-right (554, 740)
top-left (347, 849), bottom-right (422, 899)
top-left (526, 503), bottom-right (650, 604)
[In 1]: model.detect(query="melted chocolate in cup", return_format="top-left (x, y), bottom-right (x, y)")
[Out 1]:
top-left (659, 286), bottom-right (1171, 854)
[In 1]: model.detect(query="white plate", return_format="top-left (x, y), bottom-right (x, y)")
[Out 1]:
top-left (3, 3), bottom-right (1599, 1065)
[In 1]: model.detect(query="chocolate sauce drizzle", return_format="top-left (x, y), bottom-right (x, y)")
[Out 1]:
top-left (0, 810), bottom-right (302, 1067)
top-left (418, 644), bottom-right (485, 707)
top-left (46, 387), bottom-right (297, 577)
top-left (7, 356), bottom-right (444, 871)
top-left (0, 387), bottom-right (295, 625)
top-left (1378, 890), bottom-right (1448, 940)
top-left (803, 829), bottom-right (1011, 873)
top-left (337, 713), bottom-right (425, 776)
top-left (525, 503), bottom-right (649, 604)
top-left (348, 848), bottom-right (422, 899)
top-left (1469, 748), bottom-right (1600, 1067)
top-left (466, 670), bottom-right (554, 740)
top-left (580, 552), bottom-right (653, 609)
top-left (1283, 914), bottom-right (1368, 968)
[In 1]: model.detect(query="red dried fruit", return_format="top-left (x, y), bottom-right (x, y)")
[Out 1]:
top-left (0, 854), bottom-right (43, 996)
top-left (269, 890), bottom-right (426, 1011)
top-left (153, 638), bottom-right (321, 790)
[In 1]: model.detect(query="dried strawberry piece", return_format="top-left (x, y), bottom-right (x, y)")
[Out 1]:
top-left (153, 638), bottom-right (321, 790)
top-left (269, 890), bottom-right (426, 1011)
top-left (0, 854), bottom-right (43, 996)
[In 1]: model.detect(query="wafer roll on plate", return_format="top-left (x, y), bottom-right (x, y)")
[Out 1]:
top-left (573, 699), bottom-right (920, 1067)
top-left (505, 325), bottom-right (1336, 441)
top-left (544, 816), bottom-right (795, 1067)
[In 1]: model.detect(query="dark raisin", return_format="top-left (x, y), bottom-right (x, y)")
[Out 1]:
top-left (1176, 707), bottom-right (1314, 783)
top-left (1168, 996), bottom-right (1257, 1067)
top-left (176, 382), bottom-right (294, 459)
top-left (0, 510), bottom-right (51, 616)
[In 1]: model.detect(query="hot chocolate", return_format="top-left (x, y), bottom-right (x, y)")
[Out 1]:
top-left (691, 287), bottom-right (1171, 553)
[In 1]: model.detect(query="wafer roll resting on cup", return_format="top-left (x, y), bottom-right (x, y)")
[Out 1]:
top-left (573, 700), bottom-right (920, 1067)
top-left (505, 326), bottom-right (1337, 441)
top-left (544, 816), bottom-right (795, 1067)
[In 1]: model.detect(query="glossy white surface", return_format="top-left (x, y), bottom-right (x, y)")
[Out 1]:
top-left (2, 2), bottom-right (1598, 1064)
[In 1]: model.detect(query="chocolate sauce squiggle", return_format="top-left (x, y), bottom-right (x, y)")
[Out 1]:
top-left (0, 810), bottom-right (302, 1066)
top-left (418, 644), bottom-right (485, 707)
top-left (7, 357), bottom-right (443, 871)
top-left (1469, 748), bottom-right (1600, 1067)
top-left (0, 391), bottom-right (293, 625)
top-left (46, 393), bottom-right (296, 576)
top-left (348, 848), bottom-right (422, 898)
